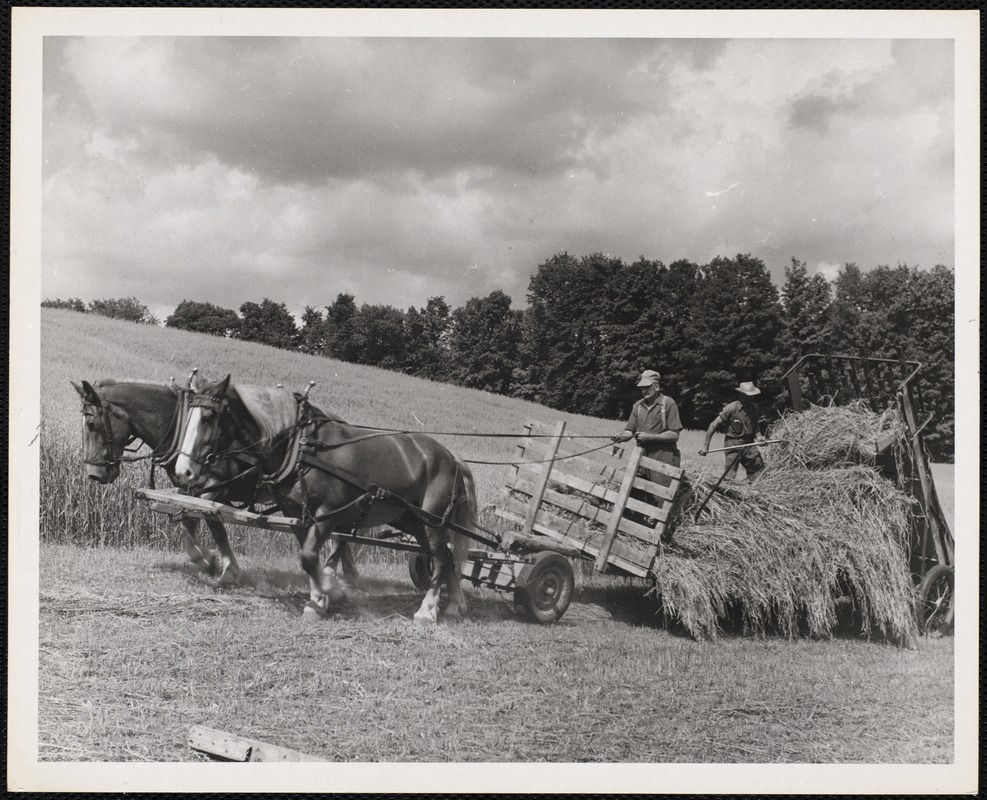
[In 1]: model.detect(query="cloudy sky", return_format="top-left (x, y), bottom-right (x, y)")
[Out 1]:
top-left (41, 33), bottom-right (955, 322)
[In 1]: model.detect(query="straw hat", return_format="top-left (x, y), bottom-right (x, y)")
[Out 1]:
top-left (736, 381), bottom-right (760, 396)
top-left (636, 370), bottom-right (661, 387)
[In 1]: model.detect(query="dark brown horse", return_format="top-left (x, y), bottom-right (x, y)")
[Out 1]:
top-left (174, 375), bottom-right (475, 623)
top-left (72, 378), bottom-right (358, 587)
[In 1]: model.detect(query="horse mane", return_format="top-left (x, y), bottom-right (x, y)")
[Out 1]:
top-left (231, 385), bottom-right (303, 444)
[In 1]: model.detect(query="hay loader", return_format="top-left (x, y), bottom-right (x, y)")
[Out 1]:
top-left (781, 354), bottom-right (955, 634)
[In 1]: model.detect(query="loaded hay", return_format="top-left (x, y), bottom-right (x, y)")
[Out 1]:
top-left (650, 401), bottom-right (919, 645)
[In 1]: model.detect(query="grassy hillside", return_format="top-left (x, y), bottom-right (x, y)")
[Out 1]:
top-left (44, 308), bottom-right (705, 549)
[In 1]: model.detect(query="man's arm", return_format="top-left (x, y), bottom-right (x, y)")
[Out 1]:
top-left (613, 406), bottom-right (638, 442)
top-left (699, 416), bottom-right (722, 456)
top-left (636, 399), bottom-right (682, 445)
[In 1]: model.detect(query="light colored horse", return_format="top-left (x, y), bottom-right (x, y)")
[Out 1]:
top-left (72, 378), bottom-right (358, 587)
top-left (175, 375), bottom-right (475, 624)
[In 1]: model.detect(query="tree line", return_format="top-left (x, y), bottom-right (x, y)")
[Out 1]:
top-left (43, 253), bottom-right (955, 457)
top-left (42, 296), bottom-right (160, 325)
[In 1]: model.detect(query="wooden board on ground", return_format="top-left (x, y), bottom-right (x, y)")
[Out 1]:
top-left (189, 725), bottom-right (327, 762)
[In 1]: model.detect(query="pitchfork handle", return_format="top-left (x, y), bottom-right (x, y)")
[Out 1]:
top-left (692, 459), bottom-right (738, 522)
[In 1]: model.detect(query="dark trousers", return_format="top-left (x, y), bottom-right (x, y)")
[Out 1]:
top-left (724, 439), bottom-right (764, 482)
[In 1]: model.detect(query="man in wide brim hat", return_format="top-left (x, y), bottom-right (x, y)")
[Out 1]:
top-left (699, 381), bottom-right (766, 483)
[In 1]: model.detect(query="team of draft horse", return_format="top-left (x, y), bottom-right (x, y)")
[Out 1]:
top-left (73, 373), bottom-right (477, 625)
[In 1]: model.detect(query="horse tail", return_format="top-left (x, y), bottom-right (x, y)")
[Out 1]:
top-left (449, 457), bottom-right (478, 571)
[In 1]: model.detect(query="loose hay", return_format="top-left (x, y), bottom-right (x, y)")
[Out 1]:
top-left (766, 399), bottom-right (907, 471)
top-left (650, 403), bottom-right (919, 645)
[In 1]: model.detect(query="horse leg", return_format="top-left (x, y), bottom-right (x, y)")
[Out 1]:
top-left (204, 519), bottom-right (241, 586)
top-left (179, 517), bottom-right (217, 574)
top-left (299, 521), bottom-right (343, 619)
top-left (412, 525), bottom-right (451, 626)
top-left (324, 539), bottom-right (361, 591)
top-left (443, 529), bottom-right (469, 621)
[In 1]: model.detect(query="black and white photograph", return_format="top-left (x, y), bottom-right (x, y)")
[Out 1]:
top-left (8, 6), bottom-right (979, 794)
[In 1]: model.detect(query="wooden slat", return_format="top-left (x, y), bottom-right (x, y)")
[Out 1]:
top-left (512, 477), bottom-right (608, 522)
top-left (134, 488), bottom-right (304, 534)
top-left (501, 531), bottom-right (585, 559)
top-left (517, 437), bottom-right (623, 479)
top-left (541, 485), bottom-right (667, 534)
top-left (523, 419), bottom-right (562, 438)
top-left (188, 725), bottom-right (327, 762)
top-left (516, 463), bottom-right (617, 503)
top-left (509, 472), bottom-right (671, 532)
top-left (522, 421), bottom-right (566, 536)
top-left (495, 507), bottom-right (651, 577)
top-left (505, 490), bottom-right (653, 566)
top-left (637, 453), bottom-right (685, 480)
top-left (630, 475), bottom-right (680, 503)
top-left (510, 478), bottom-right (668, 536)
top-left (595, 445), bottom-right (643, 571)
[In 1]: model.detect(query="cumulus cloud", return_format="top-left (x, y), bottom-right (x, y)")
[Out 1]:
top-left (41, 36), bottom-right (955, 317)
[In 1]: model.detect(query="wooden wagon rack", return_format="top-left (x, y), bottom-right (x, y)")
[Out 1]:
top-left (495, 419), bottom-right (684, 579)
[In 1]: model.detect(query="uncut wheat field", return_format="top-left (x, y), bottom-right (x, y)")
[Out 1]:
top-left (34, 308), bottom-right (954, 773)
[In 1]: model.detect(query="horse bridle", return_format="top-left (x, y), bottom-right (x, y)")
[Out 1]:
top-left (182, 389), bottom-right (315, 499)
top-left (81, 389), bottom-right (186, 469)
top-left (182, 393), bottom-right (243, 468)
top-left (80, 398), bottom-right (137, 468)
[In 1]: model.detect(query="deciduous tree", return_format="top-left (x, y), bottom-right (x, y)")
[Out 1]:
top-left (87, 297), bottom-right (159, 325)
top-left (41, 298), bottom-right (87, 313)
top-left (447, 290), bottom-right (522, 394)
top-left (166, 300), bottom-right (239, 337)
top-left (234, 299), bottom-right (299, 349)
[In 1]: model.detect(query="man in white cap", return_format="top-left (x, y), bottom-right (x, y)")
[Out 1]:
top-left (614, 369), bottom-right (683, 473)
top-left (699, 381), bottom-right (765, 482)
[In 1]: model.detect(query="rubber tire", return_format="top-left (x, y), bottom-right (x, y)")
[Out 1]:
top-left (407, 552), bottom-right (431, 591)
top-left (916, 564), bottom-right (954, 635)
top-left (514, 551), bottom-right (574, 624)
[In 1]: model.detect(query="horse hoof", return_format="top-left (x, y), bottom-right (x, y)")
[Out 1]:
top-left (302, 601), bottom-right (327, 620)
top-left (217, 568), bottom-right (241, 588)
top-left (413, 610), bottom-right (438, 626)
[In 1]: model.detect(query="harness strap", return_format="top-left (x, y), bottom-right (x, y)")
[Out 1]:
top-left (297, 452), bottom-right (461, 532)
top-left (260, 395), bottom-right (314, 487)
top-left (152, 387), bottom-right (191, 468)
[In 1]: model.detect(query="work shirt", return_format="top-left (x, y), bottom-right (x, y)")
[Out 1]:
top-left (718, 399), bottom-right (760, 443)
top-left (625, 394), bottom-right (683, 452)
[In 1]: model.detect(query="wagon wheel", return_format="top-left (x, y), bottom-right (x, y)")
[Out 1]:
top-left (514, 551), bottom-right (574, 624)
top-left (407, 552), bottom-right (431, 591)
top-left (916, 564), bottom-right (954, 635)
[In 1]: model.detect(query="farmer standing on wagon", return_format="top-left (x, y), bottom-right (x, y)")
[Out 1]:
top-left (699, 381), bottom-right (765, 483)
top-left (613, 370), bottom-right (683, 482)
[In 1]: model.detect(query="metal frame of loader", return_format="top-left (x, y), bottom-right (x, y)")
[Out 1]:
top-left (781, 353), bottom-right (955, 634)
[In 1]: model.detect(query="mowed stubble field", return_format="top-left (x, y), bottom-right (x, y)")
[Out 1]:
top-left (35, 309), bottom-right (955, 763)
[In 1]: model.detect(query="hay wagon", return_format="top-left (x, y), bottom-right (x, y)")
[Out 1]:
top-left (781, 353), bottom-right (955, 634)
top-left (134, 419), bottom-right (682, 625)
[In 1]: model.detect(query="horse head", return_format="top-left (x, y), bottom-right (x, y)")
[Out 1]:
top-left (174, 374), bottom-right (240, 492)
top-left (71, 379), bottom-right (134, 484)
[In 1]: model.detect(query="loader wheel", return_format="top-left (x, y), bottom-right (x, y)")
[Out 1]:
top-left (916, 564), bottom-right (954, 635)
top-left (514, 551), bottom-right (574, 624)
